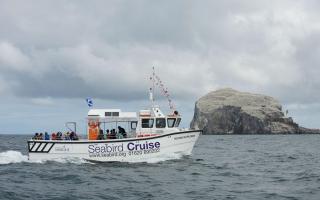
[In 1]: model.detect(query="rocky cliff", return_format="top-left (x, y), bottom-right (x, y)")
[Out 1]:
top-left (190, 88), bottom-right (320, 134)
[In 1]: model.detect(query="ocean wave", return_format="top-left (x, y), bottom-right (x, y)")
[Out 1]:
top-left (0, 151), bottom-right (30, 165)
top-left (151, 154), bottom-right (184, 163)
top-left (48, 157), bottom-right (92, 164)
top-left (0, 150), bottom-right (90, 165)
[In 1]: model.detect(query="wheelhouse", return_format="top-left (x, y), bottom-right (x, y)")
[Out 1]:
top-left (135, 106), bottom-right (181, 137)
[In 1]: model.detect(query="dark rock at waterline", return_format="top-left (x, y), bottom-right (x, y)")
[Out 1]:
top-left (190, 88), bottom-right (320, 134)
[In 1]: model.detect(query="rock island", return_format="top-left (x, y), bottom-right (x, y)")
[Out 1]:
top-left (191, 88), bottom-right (320, 134)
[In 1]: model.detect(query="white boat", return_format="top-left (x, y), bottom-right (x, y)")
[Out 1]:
top-left (27, 71), bottom-right (202, 163)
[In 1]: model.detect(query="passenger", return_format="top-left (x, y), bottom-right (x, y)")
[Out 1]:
top-left (33, 133), bottom-right (39, 140)
top-left (68, 131), bottom-right (78, 140)
top-left (114, 129), bottom-right (118, 139)
top-left (70, 131), bottom-right (74, 140)
top-left (59, 132), bottom-right (63, 140)
top-left (56, 132), bottom-right (62, 140)
top-left (51, 132), bottom-right (57, 140)
top-left (64, 132), bottom-right (70, 140)
top-left (110, 129), bottom-right (116, 139)
top-left (44, 132), bottom-right (50, 140)
top-left (118, 126), bottom-right (127, 138)
top-left (72, 132), bottom-right (79, 140)
top-left (106, 129), bottom-right (110, 139)
top-left (97, 129), bottom-right (104, 140)
top-left (39, 133), bottom-right (43, 140)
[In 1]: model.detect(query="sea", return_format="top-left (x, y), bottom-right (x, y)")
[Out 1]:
top-left (0, 134), bottom-right (320, 200)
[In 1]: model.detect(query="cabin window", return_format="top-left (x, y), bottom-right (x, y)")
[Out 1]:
top-left (105, 112), bottom-right (112, 117)
top-left (131, 121), bottom-right (137, 129)
top-left (141, 118), bottom-right (154, 128)
top-left (156, 118), bottom-right (166, 128)
top-left (105, 112), bottom-right (119, 117)
top-left (167, 118), bottom-right (176, 128)
top-left (174, 118), bottom-right (181, 127)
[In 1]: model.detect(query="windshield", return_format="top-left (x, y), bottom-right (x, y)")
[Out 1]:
top-left (156, 118), bottom-right (166, 128)
top-left (174, 118), bottom-right (181, 127)
top-left (167, 118), bottom-right (176, 128)
top-left (141, 118), bottom-right (154, 128)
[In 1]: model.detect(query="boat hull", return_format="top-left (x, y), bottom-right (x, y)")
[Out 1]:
top-left (27, 130), bottom-right (201, 163)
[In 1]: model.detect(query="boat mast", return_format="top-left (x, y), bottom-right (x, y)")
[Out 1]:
top-left (149, 66), bottom-right (155, 108)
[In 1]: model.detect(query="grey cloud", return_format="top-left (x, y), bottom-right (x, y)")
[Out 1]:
top-left (0, 0), bottom-right (320, 106)
top-left (0, 42), bottom-right (210, 101)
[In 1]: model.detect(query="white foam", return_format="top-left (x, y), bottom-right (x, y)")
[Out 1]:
top-left (46, 157), bottom-right (92, 164)
top-left (0, 150), bottom-right (29, 165)
top-left (0, 150), bottom-right (185, 165)
top-left (144, 153), bottom-right (184, 163)
top-left (0, 151), bottom-right (91, 165)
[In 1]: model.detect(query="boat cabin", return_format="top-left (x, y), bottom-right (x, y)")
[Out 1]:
top-left (87, 106), bottom-right (181, 140)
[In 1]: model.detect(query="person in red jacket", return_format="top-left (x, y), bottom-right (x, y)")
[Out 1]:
top-left (51, 132), bottom-right (57, 140)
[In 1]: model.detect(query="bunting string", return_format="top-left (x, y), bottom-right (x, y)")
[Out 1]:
top-left (149, 69), bottom-right (175, 111)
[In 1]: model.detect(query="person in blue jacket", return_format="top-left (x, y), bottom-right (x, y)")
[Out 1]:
top-left (44, 132), bottom-right (50, 140)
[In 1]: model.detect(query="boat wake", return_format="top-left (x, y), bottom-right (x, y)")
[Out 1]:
top-left (145, 152), bottom-right (186, 163)
top-left (0, 151), bottom-right (90, 165)
top-left (0, 150), bottom-right (187, 165)
top-left (0, 151), bottom-right (29, 165)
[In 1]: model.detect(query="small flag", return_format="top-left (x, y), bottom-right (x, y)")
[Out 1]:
top-left (86, 98), bottom-right (93, 107)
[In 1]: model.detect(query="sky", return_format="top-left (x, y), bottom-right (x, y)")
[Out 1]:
top-left (0, 0), bottom-right (320, 134)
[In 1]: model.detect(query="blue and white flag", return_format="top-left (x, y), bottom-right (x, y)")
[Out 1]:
top-left (86, 98), bottom-right (93, 107)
